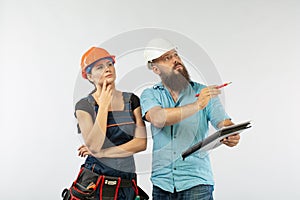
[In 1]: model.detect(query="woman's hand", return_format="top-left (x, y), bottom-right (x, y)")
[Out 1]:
top-left (93, 80), bottom-right (113, 108)
top-left (78, 145), bottom-right (92, 157)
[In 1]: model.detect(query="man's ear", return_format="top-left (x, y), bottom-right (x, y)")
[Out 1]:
top-left (152, 65), bottom-right (161, 75)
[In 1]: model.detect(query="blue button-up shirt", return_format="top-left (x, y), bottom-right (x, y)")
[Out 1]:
top-left (140, 81), bottom-right (230, 192)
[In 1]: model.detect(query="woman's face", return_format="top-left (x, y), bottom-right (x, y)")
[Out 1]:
top-left (88, 59), bottom-right (116, 86)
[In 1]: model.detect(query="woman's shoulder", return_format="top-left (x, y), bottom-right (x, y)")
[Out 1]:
top-left (121, 92), bottom-right (139, 100)
top-left (74, 95), bottom-right (95, 118)
top-left (122, 92), bottom-right (140, 111)
top-left (75, 96), bottom-right (93, 109)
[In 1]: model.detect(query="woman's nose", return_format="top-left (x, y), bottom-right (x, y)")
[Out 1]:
top-left (104, 65), bottom-right (111, 72)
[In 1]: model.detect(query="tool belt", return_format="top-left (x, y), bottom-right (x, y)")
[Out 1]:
top-left (62, 166), bottom-right (148, 200)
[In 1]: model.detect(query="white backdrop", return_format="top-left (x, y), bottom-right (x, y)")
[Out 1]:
top-left (1, 0), bottom-right (299, 199)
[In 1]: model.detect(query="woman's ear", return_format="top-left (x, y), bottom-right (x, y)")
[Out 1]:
top-left (86, 74), bottom-right (94, 83)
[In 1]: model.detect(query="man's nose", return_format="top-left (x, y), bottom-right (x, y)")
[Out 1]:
top-left (173, 59), bottom-right (179, 65)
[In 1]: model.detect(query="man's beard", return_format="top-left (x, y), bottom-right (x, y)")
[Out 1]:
top-left (160, 63), bottom-right (191, 92)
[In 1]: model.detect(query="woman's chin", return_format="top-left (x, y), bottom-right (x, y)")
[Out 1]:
top-left (105, 77), bottom-right (115, 83)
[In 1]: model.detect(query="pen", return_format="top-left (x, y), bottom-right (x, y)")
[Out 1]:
top-left (195, 82), bottom-right (232, 97)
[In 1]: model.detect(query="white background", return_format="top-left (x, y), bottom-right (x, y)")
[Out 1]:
top-left (1, 0), bottom-right (299, 199)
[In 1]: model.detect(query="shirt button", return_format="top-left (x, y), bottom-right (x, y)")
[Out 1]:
top-left (173, 152), bottom-right (176, 154)
top-left (174, 167), bottom-right (177, 170)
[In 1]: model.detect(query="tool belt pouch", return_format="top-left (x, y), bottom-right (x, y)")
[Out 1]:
top-left (62, 167), bottom-right (123, 200)
top-left (62, 167), bottom-right (101, 200)
top-left (101, 176), bottom-right (121, 200)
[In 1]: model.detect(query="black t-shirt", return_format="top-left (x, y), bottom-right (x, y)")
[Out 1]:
top-left (74, 92), bottom-right (140, 120)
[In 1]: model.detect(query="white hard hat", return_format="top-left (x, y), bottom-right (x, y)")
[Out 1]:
top-left (144, 38), bottom-right (177, 62)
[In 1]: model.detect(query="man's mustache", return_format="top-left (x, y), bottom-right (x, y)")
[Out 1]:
top-left (173, 62), bottom-right (184, 69)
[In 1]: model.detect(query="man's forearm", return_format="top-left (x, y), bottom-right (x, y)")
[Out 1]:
top-left (217, 119), bottom-right (234, 128)
top-left (147, 102), bottom-right (200, 128)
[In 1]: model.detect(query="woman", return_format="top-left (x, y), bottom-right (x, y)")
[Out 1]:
top-left (75, 47), bottom-right (147, 199)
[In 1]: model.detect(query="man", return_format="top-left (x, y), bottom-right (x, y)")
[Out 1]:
top-left (140, 38), bottom-right (240, 200)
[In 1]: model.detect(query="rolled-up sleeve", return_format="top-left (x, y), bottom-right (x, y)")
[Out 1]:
top-left (140, 88), bottom-right (161, 119)
top-left (206, 97), bottom-right (231, 129)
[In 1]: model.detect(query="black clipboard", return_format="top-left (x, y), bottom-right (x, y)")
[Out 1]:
top-left (181, 121), bottom-right (252, 160)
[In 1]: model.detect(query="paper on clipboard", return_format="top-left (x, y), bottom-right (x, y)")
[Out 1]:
top-left (181, 121), bottom-right (252, 160)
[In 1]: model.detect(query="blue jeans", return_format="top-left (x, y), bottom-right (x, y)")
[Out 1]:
top-left (153, 185), bottom-right (214, 200)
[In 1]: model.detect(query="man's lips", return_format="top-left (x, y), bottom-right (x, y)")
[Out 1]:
top-left (105, 74), bottom-right (113, 78)
top-left (173, 64), bottom-right (183, 70)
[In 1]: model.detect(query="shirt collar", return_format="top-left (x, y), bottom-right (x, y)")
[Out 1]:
top-left (153, 82), bottom-right (165, 90)
top-left (153, 81), bottom-right (195, 90)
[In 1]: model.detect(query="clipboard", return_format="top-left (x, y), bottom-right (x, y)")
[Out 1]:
top-left (181, 121), bottom-right (252, 160)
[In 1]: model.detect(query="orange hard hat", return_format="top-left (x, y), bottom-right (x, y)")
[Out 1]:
top-left (80, 47), bottom-right (116, 79)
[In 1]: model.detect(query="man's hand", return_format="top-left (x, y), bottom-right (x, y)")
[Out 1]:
top-left (222, 134), bottom-right (240, 147)
top-left (218, 119), bottom-right (240, 147)
top-left (196, 86), bottom-right (221, 110)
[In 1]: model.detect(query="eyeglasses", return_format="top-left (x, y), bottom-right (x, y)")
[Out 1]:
top-left (86, 60), bottom-right (114, 74)
top-left (93, 61), bottom-right (114, 72)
